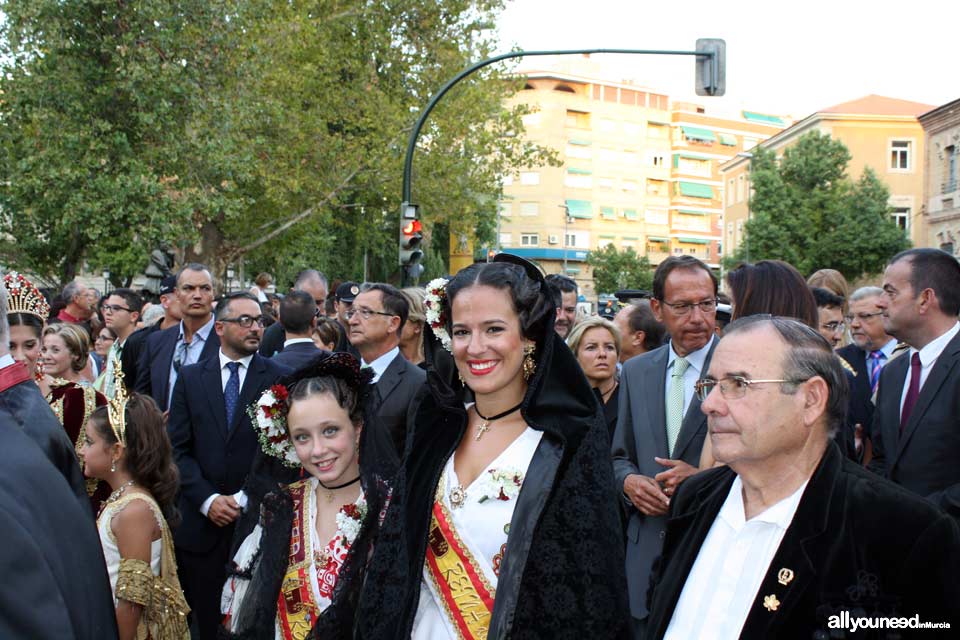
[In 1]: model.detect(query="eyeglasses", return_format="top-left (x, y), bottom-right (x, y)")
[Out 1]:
top-left (844, 311), bottom-right (884, 323)
top-left (101, 303), bottom-right (131, 313)
top-left (219, 315), bottom-right (266, 328)
top-left (345, 307), bottom-right (397, 321)
top-left (659, 298), bottom-right (718, 316)
top-left (95, 335), bottom-right (116, 342)
top-left (821, 321), bottom-right (845, 332)
top-left (694, 375), bottom-right (809, 401)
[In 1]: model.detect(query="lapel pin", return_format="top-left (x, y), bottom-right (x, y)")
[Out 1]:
top-left (777, 568), bottom-right (794, 586)
top-left (763, 594), bottom-right (781, 612)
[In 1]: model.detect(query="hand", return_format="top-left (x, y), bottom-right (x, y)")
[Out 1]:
top-left (654, 458), bottom-right (700, 497)
top-left (854, 423), bottom-right (863, 454)
top-left (623, 474), bottom-right (670, 516)
top-left (207, 495), bottom-right (241, 527)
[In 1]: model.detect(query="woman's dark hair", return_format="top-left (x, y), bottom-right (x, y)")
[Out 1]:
top-left (444, 262), bottom-right (555, 344)
top-left (288, 374), bottom-right (365, 427)
top-left (314, 316), bottom-right (341, 348)
top-left (90, 394), bottom-right (181, 527)
top-left (726, 260), bottom-right (819, 329)
top-left (8, 312), bottom-right (43, 339)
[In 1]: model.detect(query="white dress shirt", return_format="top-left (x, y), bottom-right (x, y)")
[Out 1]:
top-left (664, 336), bottom-right (716, 416)
top-left (362, 346), bottom-right (399, 384)
top-left (663, 476), bottom-right (808, 640)
top-left (899, 321), bottom-right (960, 415)
top-left (199, 350), bottom-right (254, 517)
top-left (166, 315), bottom-right (216, 408)
top-left (282, 337), bottom-right (315, 348)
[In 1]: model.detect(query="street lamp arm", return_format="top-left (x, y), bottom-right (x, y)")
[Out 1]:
top-left (402, 47), bottom-right (711, 203)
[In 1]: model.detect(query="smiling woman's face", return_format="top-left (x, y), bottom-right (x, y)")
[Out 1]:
top-left (287, 393), bottom-right (359, 485)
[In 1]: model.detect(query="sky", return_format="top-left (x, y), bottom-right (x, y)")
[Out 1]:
top-left (496, 0), bottom-right (957, 120)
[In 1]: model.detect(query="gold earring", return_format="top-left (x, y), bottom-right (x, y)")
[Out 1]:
top-left (457, 369), bottom-right (465, 385)
top-left (522, 343), bottom-right (536, 381)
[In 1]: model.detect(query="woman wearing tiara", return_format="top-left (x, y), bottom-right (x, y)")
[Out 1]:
top-left (220, 352), bottom-right (391, 640)
top-left (355, 255), bottom-right (629, 639)
top-left (79, 385), bottom-right (190, 640)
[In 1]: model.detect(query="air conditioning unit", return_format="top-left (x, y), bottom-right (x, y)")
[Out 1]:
top-left (548, 235), bottom-right (560, 245)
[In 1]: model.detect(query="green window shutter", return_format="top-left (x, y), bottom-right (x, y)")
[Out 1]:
top-left (624, 209), bottom-right (639, 221)
top-left (681, 126), bottom-right (716, 142)
top-left (678, 181), bottom-right (715, 199)
top-left (600, 206), bottom-right (616, 220)
top-left (565, 199), bottom-right (593, 219)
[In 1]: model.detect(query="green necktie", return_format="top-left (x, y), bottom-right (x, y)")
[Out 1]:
top-left (666, 356), bottom-right (690, 456)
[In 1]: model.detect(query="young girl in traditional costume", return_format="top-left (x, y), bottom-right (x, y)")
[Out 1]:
top-left (221, 352), bottom-right (387, 640)
top-left (80, 372), bottom-right (190, 640)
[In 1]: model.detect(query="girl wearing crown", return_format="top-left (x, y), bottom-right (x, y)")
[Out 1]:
top-left (220, 352), bottom-right (390, 640)
top-left (80, 389), bottom-right (190, 640)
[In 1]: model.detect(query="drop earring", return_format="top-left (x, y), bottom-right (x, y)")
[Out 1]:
top-left (110, 460), bottom-right (116, 473)
top-left (522, 343), bottom-right (537, 381)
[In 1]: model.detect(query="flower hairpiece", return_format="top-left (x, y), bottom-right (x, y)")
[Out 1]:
top-left (248, 384), bottom-right (300, 468)
top-left (424, 277), bottom-right (452, 353)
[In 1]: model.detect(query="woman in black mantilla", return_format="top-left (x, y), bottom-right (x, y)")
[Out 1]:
top-left (353, 254), bottom-right (629, 639)
top-left (218, 352), bottom-right (393, 640)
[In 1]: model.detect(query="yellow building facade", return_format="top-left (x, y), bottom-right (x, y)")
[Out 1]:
top-left (498, 57), bottom-right (785, 298)
top-left (721, 95), bottom-right (934, 259)
top-left (918, 98), bottom-right (960, 254)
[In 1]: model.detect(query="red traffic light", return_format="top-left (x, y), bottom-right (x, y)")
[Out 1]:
top-left (402, 220), bottom-right (422, 235)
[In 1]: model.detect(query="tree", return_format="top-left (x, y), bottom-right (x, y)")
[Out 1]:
top-left (587, 245), bottom-right (653, 294)
top-left (732, 132), bottom-right (910, 279)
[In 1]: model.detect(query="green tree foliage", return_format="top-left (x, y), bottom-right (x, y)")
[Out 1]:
top-left (0, 0), bottom-right (556, 286)
top-left (587, 245), bottom-right (653, 294)
top-left (733, 132), bottom-right (910, 279)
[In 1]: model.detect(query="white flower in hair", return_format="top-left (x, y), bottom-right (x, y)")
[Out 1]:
top-left (424, 277), bottom-right (452, 353)
top-left (247, 384), bottom-right (301, 468)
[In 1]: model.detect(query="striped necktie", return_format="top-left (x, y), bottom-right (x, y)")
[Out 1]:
top-left (869, 350), bottom-right (886, 394)
top-left (666, 357), bottom-right (690, 456)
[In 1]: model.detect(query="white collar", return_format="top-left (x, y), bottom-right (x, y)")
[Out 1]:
top-left (911, 321), bottom-right (960, 368)
top-left (719, 475), bottom-right (809, 532)
top-left (283, 338), bottom-right (316, 348)
top-left (179, 315), bottom-right (215, 342)
top-left (667, 336), bottom-right (715, 373)
top-left (218, 350), bottom-right (255, 370)
top-left (362, 346), bottom-right (400, 380)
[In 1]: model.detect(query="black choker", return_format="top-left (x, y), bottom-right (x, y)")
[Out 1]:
top-left (473, 400), bottom-right (524, 441)
top-left (319, 476), bottom-right (361, 491)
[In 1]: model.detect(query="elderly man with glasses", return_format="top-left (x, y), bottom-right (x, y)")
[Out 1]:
top-left (167, 291), bottom-right (291, 639)
top-left (645, 315), bottom-right (959, 639)
top-left (611, 255), bottom-right (719, 638)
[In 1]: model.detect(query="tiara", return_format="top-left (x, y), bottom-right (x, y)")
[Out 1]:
top-left (107, 352), bottom-right (130, 445)
top-left (3, 271), bottom-right (50, 319)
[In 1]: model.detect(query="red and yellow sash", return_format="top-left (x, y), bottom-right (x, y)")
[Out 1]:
top-left (277, 480), bottom-right (320, 640)
top-left (424, 475), bottom-right (497, 640)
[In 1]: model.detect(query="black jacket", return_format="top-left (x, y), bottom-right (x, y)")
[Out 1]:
top-left (646, 443), bottom-right (960, 639)
top-left (355, 328), bottom-right (630, 639)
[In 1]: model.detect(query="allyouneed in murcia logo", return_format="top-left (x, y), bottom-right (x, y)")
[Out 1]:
top-left (828, 611), bottom-right (951, 632)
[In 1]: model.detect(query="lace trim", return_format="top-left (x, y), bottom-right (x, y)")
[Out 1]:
top-left (116, 558), bottom-right (190, 640)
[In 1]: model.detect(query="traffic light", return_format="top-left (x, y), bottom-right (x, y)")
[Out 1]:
top-left (399, 202), bottom-right (425, 285)
top-left (695, 38), bottom-right (726, 96)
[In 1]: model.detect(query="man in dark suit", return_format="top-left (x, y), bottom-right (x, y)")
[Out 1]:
top-left (136, 264), bottom-right (220, 411)
top-left (348, 283), bottom-right (426, 459)
top-left (0, 287), bottom-right (90, 509)
top-left (122, 274), bottom-right (180, 390)
top-left (836, 286), bottom-right (898, 458)
top-left (258, 269), bottom-right (328, 357)
top-left (168, 292), bottom-right (290, 639)
top-left (0, 424), bottom-right (118, 639)
top-left (271, 289), bottom-right (325, 370)
top-left (647, 316), bottom-right (959, 639)
top-left (869, 248), bottom-right (960, 524)
top-left (611, 256), bottom-right (718, 637)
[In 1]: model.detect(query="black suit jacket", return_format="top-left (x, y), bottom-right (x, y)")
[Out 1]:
top-left (0, 424), bottom-right (118, 639)
top-left (646, 443), bottom-right (960, 639)
top-left (167, 353), bottom-right (291, 553)
top-left (135, 321), bottom-right (220, 411)
top-left (120, 321), bottom-right (162, 391)
top-left (271, 341), bottom-right (325, 371)
top-left (868, 329), bottom-right (960, 523)
top-left (373, 351), bottom-right (427, 459)
top-left (0, 373), bottom-right (90, 513)
top-left (836, 343), bottom-right (877, 433)
top-left (258, 321), bottom-right (286, 357)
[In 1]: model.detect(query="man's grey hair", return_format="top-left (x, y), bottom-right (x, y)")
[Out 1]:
top-left (849, 286), bottom-right (883, 303)
top-left (723, 315), bottom-right (849, 435)
top-left (293, 269), bottom-right (328, 290)
top-left (62, 280), bottom-right (84, 302)
top-left (140, 304), bottom-right (165, 327)
top-left (0, 284), bottom-right (9, 343)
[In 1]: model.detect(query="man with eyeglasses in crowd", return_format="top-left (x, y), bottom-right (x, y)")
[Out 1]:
top-left (96, 287), bottom-right (142, 398)
top-left (168, 292), bottom-right (290, 639)
top-left (135, 263), bottom-right (221, 412)
top-left (645, 315), bottom-right (959, 639)
top-left (611, 255), bottom-right (718, 638)
top-left (348, 283), bottom-right (426, 461)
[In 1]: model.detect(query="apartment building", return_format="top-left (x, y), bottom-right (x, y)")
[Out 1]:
top-left (918, 98), bottom-right (960, 254)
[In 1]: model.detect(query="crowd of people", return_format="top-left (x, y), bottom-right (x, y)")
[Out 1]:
top-left (1, 247), bottom-right (958, 640)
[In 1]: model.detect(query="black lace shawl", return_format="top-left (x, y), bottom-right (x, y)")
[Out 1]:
top-left (353, 261), bottom-right (630, 639)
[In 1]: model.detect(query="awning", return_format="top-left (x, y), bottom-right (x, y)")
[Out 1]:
top-left (742, 111), bottom-right (785, 126)
top-left (567, 167), bottom-right (592, 175)
top-left (719, 133), bottom-right (737, 146)
top-left (565, 199), bottom-right (593, 219)
top-left (676, 237), bottom-right (712, 245)
top-left (678, 181), bottom-right (715, 199)
top-left (676, 209), bottom-right (711, 216)
top-left (624, 209), bottom-right (639, 220)
top-left (600, 206), bottom-right (616, 220)
top-left (647, 236), bottom-right (669, 242)
top-left (681, 126), bottom-right (716, 142)
top-left (568, 138), bottom-right (592, 146)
